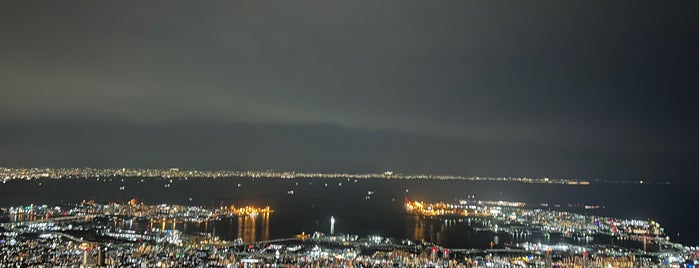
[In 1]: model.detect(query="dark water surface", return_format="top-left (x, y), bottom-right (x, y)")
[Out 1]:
top-left (0, 178), bottom-right (696, 247)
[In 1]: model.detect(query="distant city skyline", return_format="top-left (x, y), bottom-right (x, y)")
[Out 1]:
top-left (1, 1), bottom-right (697, 181)
top-left (1, 166), bottom-right (668, 185)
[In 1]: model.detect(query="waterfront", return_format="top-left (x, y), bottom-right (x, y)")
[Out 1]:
top-left (1, 177), bottom-right (697, 248)
top-left (3, 197), bottom-right (698, 267)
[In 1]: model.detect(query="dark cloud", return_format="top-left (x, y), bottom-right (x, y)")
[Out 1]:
top-left (0, 1), bottom-right (697, 180)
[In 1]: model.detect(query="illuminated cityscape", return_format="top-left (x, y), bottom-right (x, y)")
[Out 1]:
top-left (2, 0), bottom-right (698, 267)
top-left (405, 199), bottom-right (669, 247)
top-left (1, 166), bottom-right (615, 185)
top-left (1, 194), bottom-right (698, 267)
top-left (1, 169), bottom-right (698, 267)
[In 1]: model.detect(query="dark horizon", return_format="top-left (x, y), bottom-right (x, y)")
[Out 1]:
top-left (0, 119), bottom-right (695, 182)
top-left (1, 1), bottom-right (698, 181)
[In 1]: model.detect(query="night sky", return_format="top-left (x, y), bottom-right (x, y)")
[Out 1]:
top-left (1, 1), bottom-right (697, 181)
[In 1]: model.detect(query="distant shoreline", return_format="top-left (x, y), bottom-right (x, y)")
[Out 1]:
top-left (0, 166), bottom-right (673, 185)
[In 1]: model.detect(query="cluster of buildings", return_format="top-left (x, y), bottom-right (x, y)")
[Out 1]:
top-left (405, 198), bottom-right (699, 267)
top-left (1, 198), bottom-right (698, 267)
top-left (0, 166), bottom-right (598, 185)
top-left (3, 223), bottom-right (696, 267)
top-left (3, 200), bottom-right (272, 225)
top-left (0, 232), bottom-right (229, 267)
top-left (405, 199), bottom-right (667, 239)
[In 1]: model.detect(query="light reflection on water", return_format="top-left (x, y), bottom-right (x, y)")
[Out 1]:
top-left (6, 210), bottom-right (635, 249)
top-left (404, 215), bottom-right (597, 249)
top-left (1, 178), bottom-right (695, 247)
top-left (104, 213), bottom-right (579, 249)
top-left (112, 212), bottom-right (272, 243)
